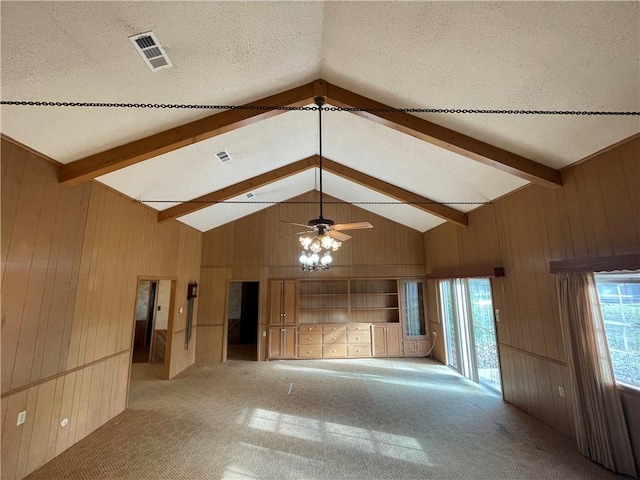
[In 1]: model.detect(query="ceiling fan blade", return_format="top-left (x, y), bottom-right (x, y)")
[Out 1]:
top-left (332, 221), bottom-right (373, 231)
top-left (327, 230), bottom-right (352, 241)
top-left (279, 220), bottom-right (311, 229)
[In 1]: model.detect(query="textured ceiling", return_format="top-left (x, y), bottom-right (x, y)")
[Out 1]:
top-left (1, 1), bottom-right (638, 233)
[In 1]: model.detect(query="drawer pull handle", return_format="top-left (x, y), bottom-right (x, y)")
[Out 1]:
top-left (307, 337), bottom-right (312, 340)
top-left (331, 337), bottom-right (336, 340)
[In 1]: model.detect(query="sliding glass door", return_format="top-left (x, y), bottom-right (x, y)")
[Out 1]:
top-left (439, 278), bottom-right (501, 392)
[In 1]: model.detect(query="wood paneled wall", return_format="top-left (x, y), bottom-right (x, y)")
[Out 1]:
top-left (424, 137), bottom-right (640, 443)
top-left (198, 191), bottom-right (426, 363)
top-left (1, 139), bottom-right (202, 479)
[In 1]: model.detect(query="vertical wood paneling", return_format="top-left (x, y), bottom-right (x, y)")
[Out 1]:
top-left (1, 139), bottom-right (202, 479)
top-left (1, 390), bottom-right (28, 479)
top-left (424, 137), bottom-right (640, 441)
top-left (198, 190), bottom-right (426, 364)
top-left (55, 371), bottom-right (77, 455)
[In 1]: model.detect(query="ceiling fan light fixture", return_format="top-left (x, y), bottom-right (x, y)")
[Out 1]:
top-left (294, 95), bottom-right (372, 271)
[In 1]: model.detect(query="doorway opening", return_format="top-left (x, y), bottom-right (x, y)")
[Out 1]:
top-left (226, 281), bottom-right (259, 361)
top-left (133, 279), bottom-right (172, 365)
top-left (438, 278), bottom-right (502, 393)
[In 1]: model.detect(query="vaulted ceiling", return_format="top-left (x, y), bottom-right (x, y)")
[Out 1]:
top-left (1, 1), bottom-right (638, 233)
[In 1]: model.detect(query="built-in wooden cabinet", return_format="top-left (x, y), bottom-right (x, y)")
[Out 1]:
top-left (347, 323), bottom-right (372, 357)
top-left (269, 280), bottom-right (297, 325)
top-left (268, 326), bottom-right (296, 359)
top-left (371, 324), bottom-right (402, 357)
top-left (399, 279), bottom-right (429, 353)
top-left (268, 277), bottom-right (431, 360)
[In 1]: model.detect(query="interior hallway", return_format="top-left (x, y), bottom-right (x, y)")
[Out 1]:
top-left (26, 358), bottom-right (621, 480)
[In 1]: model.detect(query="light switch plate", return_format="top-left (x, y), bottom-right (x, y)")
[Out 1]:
top-left (17, 411), bottom-right (26, 426)
top-left (558, 386), bottom-right (565, 397)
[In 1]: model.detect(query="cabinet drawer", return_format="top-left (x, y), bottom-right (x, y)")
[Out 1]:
top-left (299, 325), bottom-right (323, 333)
top-left (323, 345), bottom-right (347, 358)
top-left (347, 323), bottom-right (370, 332)
top-left (347, 345), bottom-right (371, 357)
top-left (322, 324), bottom-right (347, 333)
top-left (346, 331), bottom-right (371, 344)
top-left (299, 332), bottom-right (323, 345)
top-left (322, 332), bottom-right (346, 344)
top-left (298, 345), bottom-right (323, 358)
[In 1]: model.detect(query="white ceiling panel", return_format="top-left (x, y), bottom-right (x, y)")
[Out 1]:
top-left (321, 172), bottom-right (446, 232)
top-left (177, 167), bottom-right (446, 233)
top-left (97, 109), bottom-right (317, 210)
top-left (322, 1), bottom-right (639, 167)
top-left (178, 169), bottom-right (317, 232)
top-left (0, 1), bottom-right (324, 162)
top-left (322, 108), bottom-right (529, 209)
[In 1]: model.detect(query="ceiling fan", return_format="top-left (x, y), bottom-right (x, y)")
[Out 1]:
top-left (283, 96), bottom-right (373, 270)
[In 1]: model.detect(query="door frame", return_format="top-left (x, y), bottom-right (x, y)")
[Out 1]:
top-left (223, 279), bottom-right (262, 362)
top-left (127, 276), bottom-right (177, 405)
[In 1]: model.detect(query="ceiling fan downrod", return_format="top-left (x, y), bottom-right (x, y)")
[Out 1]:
top-left (315, 95), bottom-right (326, 220)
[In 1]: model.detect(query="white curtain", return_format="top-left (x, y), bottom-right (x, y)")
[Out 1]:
top-left (557, 272), bottom-right (637, 477)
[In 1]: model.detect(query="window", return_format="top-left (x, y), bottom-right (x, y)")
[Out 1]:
top-left (594, 272), bottom-right (640, 388)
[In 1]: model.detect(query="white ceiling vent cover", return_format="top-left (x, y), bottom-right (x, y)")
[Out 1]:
top-left (129, 32), bottom-right (172, 72)
top-left (215, 150), bottom-right (232, 164)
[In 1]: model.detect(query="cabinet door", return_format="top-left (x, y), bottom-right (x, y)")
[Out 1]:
top-left (282, 327), bottom-right (297, 358)
top-left (268, 327), bottom-right (282, 358)
top-left (283, 280), bottom-right (297, 325)
top-left (371, 325), bottom-right (387, 357)
top-left (403, 341), bottom-right (418, 356)
top-left (386, 324), bottom-right (402, 356)
top-left (400, 279), bottom-right (427, 337)
top-left (269, 281), bottom-right (283, 325)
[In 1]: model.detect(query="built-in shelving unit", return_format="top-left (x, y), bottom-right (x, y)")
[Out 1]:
top-left (298, 280), bottom-right (349, 324)
top-left (268, 277), bottom-right (430, 360)
top-left (349, 279), bottom-right (399, 323)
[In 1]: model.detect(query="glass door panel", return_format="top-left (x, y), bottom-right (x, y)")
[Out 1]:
top-left (402, 280), bottom-right (426, 336)
top-left (439, 280), bottom-right (458, 369)
top-left (438, 278), bottom-right (501, 393)
top-left (468, 279), bottom-right (501, 391)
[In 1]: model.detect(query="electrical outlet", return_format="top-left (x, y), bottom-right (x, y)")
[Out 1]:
top-left (558, 386), bottom-right (565, 397)
top-left (262, 331), bottom-right (267, 337)
top-left (17, 411), bottom-right (26, 426)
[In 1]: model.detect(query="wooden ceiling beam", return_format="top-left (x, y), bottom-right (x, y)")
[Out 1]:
top-left (58, 81), bottom-right (319, 185)
top-left (157, 155), bottom-right (319, 223)
top-left (324, 81), bottom-right (563, 188)
top-left (321, 158), bottom-right (468, 227)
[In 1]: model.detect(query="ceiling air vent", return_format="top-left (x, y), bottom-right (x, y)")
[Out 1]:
top-left (246, 192), bottom-right (255, 199)
top-left (215, 150), bottom-right (232, 164)
top-left (129, 32), bottom-right (172, 72)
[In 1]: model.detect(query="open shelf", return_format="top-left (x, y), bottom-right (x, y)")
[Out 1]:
top-left (298, 278), bottom-right (401, 324)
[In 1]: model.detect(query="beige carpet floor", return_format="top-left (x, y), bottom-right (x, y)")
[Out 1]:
top-left (26, 358), bottom-right (624, 480)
